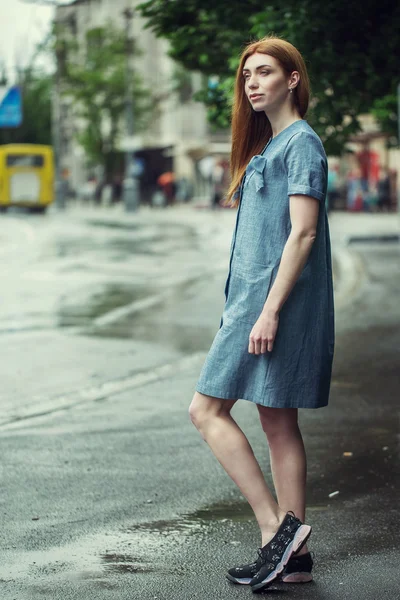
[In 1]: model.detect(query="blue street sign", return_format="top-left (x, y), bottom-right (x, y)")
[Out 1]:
top-left (0, 86), bottom-right (23, 128)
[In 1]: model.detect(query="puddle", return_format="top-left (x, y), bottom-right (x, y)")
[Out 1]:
top-left (0, 498), bottom-right (339, 589)
top-left (348, 234), bottom-right (399, 245)
top-left (0, 529), bottom-right (174, 584)
top-left (189, 500), bottom-right (254, 523)
top-left (57, 283), bottom-right (153, 327)
top-left (53, 236), bottom-right (159, 259)
top-left (100, 553), bottom-right (154, 575)
top-left (87, 220), bottom-right (140, 232)
top-left (127, 499), bottom-right (255, 540)
top-left (90, 319), bottom-right (216, 353)
top-left (45, 220), bottom-right (197, 261)
top-left (86, 276), bottom-right (219, 352)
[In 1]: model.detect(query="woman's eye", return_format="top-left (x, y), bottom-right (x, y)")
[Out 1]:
top-left (260, 71), bottom-right (269, 76)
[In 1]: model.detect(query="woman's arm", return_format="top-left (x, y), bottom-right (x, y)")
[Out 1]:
top-left (248, 194), bottom-right (319, 354)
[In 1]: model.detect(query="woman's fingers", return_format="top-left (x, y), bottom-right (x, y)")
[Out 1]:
top-left (249, 335), bottom-right (270, 354)
top-left (249, 315), bottom-right (279, 354)
top-left (248, 337), bottom-right (261, 354)
top-left (248, 335), bottom-right (256, 353)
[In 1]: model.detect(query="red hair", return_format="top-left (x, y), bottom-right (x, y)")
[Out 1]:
top-left (227, 36), bottom-right (311, 205)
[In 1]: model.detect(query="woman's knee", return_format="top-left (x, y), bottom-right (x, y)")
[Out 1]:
top-left (257, 406), bottom-right (299, 442)
top-left (189, 392), bottom-right (235, 431)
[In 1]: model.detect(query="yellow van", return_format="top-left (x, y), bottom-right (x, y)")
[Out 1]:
top-left (0, 144), bottom-right (54, 213)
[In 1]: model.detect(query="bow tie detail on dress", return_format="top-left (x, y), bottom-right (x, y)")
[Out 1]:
top-left (248, 155), bottom-right (267, 192)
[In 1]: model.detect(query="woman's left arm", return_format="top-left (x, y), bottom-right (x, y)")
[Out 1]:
top-left (248, 194), bottom-right (319, 354)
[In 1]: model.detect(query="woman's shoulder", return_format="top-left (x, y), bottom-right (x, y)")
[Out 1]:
top-left (285, 121), bottom-right (326, 156)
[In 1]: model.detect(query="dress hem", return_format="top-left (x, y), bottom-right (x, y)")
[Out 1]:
top-left (195, 386), bottom-right (329, 409)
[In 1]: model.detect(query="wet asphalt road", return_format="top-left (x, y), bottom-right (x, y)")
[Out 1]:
top-left (0, 207), bottom-right (399, 600)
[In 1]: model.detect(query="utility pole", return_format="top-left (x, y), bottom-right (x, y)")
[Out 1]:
top-left (53, 33), bottom-right (66, 210)
top-left (21, 0), bottom-right (67, 210)
top-left (122, 6), bottom-right (139, 212)
top-left (398, 82), bottom-right (400, 218)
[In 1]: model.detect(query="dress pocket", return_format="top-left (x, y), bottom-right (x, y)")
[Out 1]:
top-left (226, 261), bottom-right (275, 325)
top-left (245, 155), bottom-right (268, 193)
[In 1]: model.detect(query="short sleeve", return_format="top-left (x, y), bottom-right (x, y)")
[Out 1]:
top-left (284, 132), bottom-right (327, 202)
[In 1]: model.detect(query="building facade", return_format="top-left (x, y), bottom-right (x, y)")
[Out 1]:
top-left (55, 0), bottom-right (230, 201)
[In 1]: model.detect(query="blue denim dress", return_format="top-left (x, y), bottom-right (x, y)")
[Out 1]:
top-left (196, 120), bottom-right (334, 408)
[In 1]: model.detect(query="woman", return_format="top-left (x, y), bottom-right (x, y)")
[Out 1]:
top-left (189, 36), bottom-right (334, 593)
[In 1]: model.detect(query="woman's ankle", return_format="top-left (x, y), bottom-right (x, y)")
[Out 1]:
top-left (260, 510), bottom-right (286, 546)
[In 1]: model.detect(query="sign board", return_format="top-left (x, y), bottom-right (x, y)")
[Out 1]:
top-left (0, 86), bottom-right (23, 128)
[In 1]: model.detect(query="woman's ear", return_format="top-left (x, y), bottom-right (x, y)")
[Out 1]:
top-left (290, 71), bottom-right (300, 88)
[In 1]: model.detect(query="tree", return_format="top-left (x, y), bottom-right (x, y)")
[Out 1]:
top-left (60, 23), bottom-right (152, 179)
top-left (0, 63), bottom-right (52, 146)
top-left (138, 0), bottom-right (400, 154)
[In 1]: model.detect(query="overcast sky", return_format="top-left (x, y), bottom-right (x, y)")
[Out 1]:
top-left (0, 0), bottom-right (55, 81)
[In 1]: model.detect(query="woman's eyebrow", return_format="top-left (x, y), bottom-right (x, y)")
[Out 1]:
top-left (242, 64), bottom-right (273, 73)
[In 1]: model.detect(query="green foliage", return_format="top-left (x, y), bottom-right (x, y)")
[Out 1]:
top-left (371, 94), bottom-right (398, 146)
top-left (138, 0), bottom-right (400, 154)
top-left (61, 23), bottom-right (152, 175)
top-left (171, 65), bottom-right (193, 103)
top-left (0, 66), bottom-right (52, 146)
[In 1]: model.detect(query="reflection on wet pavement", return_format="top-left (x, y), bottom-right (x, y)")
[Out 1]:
top-left (127, 500), bottom-right (254, 539)
top-left (68, 274), bottom-right (220, 352)
top-left (100, 553), bottom-right (154, 575)
top-left (58, 283), bottom-right (153, 327)
top-left (90, 318), bottom-right (216, 353)
top-left (51, 222), bottom-right (197, 261)
top-left (86, 220), bottom-right (141, 231)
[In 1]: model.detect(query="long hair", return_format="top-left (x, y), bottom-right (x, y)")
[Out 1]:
top-left (227, 36), bottom-right (311, 205)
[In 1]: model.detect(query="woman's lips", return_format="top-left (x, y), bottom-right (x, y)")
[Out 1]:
top-left (250, 94), bottom-right (263, 101)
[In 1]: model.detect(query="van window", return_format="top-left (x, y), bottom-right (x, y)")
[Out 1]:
top-left (6, 155), bottom-right (44, 167)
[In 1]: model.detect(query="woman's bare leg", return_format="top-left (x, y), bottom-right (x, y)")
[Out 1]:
top-left (189, 392), bottom-right (285, 546)
top-left (257, 406), bottom-right (308, 554)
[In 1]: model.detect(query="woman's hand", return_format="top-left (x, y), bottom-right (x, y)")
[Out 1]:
top-left (248, 309), bottom-right (279, 354)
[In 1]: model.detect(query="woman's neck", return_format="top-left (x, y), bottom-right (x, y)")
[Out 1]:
top-left (267, 109), bottom-right (302, 139)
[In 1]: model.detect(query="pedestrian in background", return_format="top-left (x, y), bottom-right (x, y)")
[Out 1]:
top-left (327, 164), bottom-right (339, 212)
top-left (346, 166), bottom-right (364, 211)
top-left (112, 175), bottom-right (123, 203)
top-left (211, 158), bottom-right (225, 209)
top-left (377, 167), bottom-right (391, 211)
top-left (189, 35), bottom-right (334, 593)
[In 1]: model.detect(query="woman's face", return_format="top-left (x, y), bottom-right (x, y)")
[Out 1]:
top-left (242, 52), bottom-right (294, 113)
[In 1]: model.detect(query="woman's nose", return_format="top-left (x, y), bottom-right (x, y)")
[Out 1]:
top-left (248, 76), bottom-right (258, 89)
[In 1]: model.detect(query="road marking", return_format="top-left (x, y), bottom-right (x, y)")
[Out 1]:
top-left (93, 291), bottom-right (170, 327)
top-left (92, 268), bottom-right (227, 328)
top-left (0, 352), bottom-right (205, 430)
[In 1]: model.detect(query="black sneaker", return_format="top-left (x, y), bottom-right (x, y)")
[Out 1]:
top-left (226, 549), bottom-right (265, 585)
top-left (249, 513), bottom-right (311, 593)
top-left (282, 552), bottom-right (314, 583)
top-left (226, 551), bottom-right (313, 586)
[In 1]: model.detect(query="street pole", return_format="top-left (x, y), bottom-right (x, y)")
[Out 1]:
top-left (21, 1), bottom-right (66, 209)
top-left (54, 35), bottom-right (66, 210)
top-left (122, 7), bottom-right (139, 212)
top-left (397, 82), bottom-right (400, 218)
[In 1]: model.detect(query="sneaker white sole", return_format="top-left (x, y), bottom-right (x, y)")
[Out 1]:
top-left (226, 574), bottom-right (252, 585)
top-left (251, 524), bottom-right (312, 592)
top-left (282, 571), bottom-right (313, 583)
